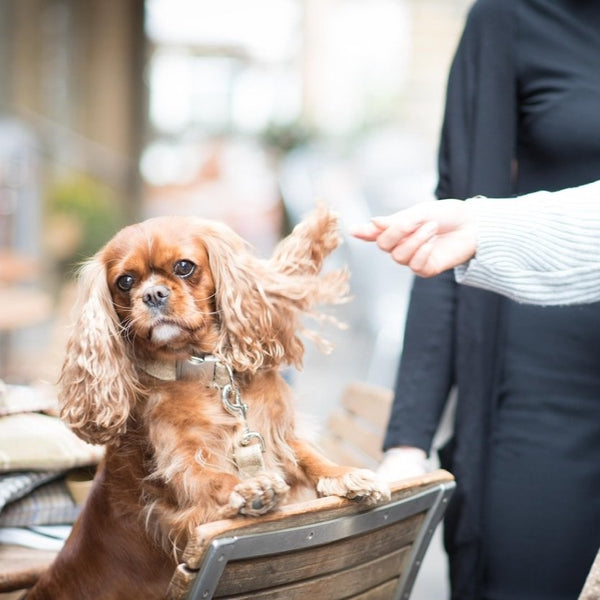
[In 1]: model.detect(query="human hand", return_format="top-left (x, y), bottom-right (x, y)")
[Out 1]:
top-left (376, 446), bottom-right (429, 483)
top-left (350, 200), bottom-right (477, 277)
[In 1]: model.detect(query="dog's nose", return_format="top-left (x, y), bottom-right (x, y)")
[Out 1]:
top-left (143, 285), bottom-right (171, 309)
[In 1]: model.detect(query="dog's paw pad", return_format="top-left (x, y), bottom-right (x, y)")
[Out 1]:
top-left (317, 469), bottom-right (391, 506)
top-left (251, 498), bottom-right (265, 511)
top-left (234, 473), bottom-right (290, 517)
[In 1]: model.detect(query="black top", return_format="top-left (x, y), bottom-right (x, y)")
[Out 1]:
top-left (492, 4), bottom-right (600, 597)
top-left (516, 0), bottom-right (600, 193)
top-left (385, 1), bottom-right (600, 598)
top-left (504, 0), bottom-right (600, 404)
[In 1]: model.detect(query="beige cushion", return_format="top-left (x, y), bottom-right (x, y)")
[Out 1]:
top-left (0, 382), bottom-right (57, 417)
top-left (0, 413), bottom-right (104, 472)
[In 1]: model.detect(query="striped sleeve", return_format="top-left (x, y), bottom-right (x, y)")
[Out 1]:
top-left (454, 180), bottom-right (600, 305)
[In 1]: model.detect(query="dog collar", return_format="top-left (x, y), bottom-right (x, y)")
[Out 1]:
top-left (138, 359), bottom-right (178, 381)
top-left (138, 355), bottom-right (212, 382)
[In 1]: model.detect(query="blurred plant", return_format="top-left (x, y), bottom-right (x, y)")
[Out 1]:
top-left (260, 121), bottom-right (315, 158)
top-left (45, 173), bottom-right (120, 276)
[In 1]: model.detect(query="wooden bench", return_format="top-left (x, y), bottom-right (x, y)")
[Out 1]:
top-left (0, 545), bottom-right (57, 597)
top-left (319, 381), bottom-right (393, 469)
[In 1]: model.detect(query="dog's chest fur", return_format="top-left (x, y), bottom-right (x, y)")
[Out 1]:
top-left (134, 371), bottom-right (314, 501)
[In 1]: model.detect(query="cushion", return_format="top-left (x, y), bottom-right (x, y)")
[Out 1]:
top-left (0, 479), bottom-right (81, 527)
top-left (0, 382), bottom-right (57, 417)
top-left (0, 471), bottom-right (63, 512)
top-left (0, 413), bottom-right (104, 472)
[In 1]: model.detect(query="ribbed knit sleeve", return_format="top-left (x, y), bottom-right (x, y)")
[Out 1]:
top-left (454, 180), bottom-right (600, 305)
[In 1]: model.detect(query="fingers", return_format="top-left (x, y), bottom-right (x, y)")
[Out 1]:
top-left (348, 221), bottom-right (384, 241)
top-left (386, 221), bottom-right (438, 262)
top-left (349, 200), bottom-right (475, 278)
top-left (350, 203), bottom-right (432, 243)
top-left (350, 216), bottom-right (439, 274)
top-left (404, 238), bottom-right (437, 276)
top-left (371, 216), bottom-right (430, 252)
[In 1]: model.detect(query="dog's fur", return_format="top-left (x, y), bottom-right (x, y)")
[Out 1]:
top-left (27, 207), bottom-right (389, 599)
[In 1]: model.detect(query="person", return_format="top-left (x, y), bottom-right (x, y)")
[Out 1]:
top-left (356, 1), bottom-right (600, 599)
top-left (350, 179), bottom-right (600, 304)
top-left (351, 180), bottom-right (600, 600)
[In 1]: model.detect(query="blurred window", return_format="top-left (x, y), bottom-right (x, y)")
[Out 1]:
top-left (145, 0), bottom-right (302, 136)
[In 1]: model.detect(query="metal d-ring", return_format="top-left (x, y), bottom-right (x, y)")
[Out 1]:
top-left (242, 430), bottom-right (266, 452)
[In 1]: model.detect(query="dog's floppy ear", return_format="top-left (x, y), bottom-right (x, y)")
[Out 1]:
top-left (268, 204), bottom-right (343, 278)
top-left (203, 206), bottom-right (349, 373)
top-left (59, 257), bottom-right (141, 445)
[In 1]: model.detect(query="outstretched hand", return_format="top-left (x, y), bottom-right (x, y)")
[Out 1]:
top-left (349, 200), bottom-right (478, 277)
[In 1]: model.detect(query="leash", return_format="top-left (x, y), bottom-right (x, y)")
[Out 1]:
top-left (188, 355), bottom-right (267, 479)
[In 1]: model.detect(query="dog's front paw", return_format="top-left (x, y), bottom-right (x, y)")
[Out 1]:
top-left (317, 469), bottom-right (391, 506)
top-left (227, 473), bottom-right (290, 517)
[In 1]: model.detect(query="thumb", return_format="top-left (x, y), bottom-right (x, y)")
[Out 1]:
top-left (348, 221), bottom-right (384, 240)
top-left (370, 216), bottom-right (391, 230)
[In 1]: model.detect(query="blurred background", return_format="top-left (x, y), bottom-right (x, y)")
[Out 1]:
top-left (0, 1), bottom-right (470, 595)
top-left (0, 0), bottom-right (469, 390)
top-left (0, 0), bottom-right (470, 387)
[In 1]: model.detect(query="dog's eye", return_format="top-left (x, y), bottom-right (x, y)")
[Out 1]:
top-left (173, 260), bottom-right (196, 279)
top-left (116, 274), bottom-right (135, 291)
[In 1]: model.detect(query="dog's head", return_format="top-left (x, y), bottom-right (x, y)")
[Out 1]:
top-left (101, 218), bottom-right (220, 361)
top-left (59, 207), bottom-right (349, 444)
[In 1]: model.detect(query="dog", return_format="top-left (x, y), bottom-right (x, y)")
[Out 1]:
top-left (27, 207), bottom-right (390, 599)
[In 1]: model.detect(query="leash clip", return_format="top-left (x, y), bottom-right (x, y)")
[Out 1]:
top-left (191, 355), bottom-right (267, 469)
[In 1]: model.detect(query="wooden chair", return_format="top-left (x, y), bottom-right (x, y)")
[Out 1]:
top-left (167, 471), bottom-right (455, 600)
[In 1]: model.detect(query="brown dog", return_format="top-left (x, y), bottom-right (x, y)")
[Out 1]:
top-left (27, 207), bottom-right (389, 599)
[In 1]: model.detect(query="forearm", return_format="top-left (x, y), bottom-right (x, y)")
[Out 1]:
top-left (384, 273), bottom-right (457, 452)
top-left (456, 181), bottom-right (600, 305)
